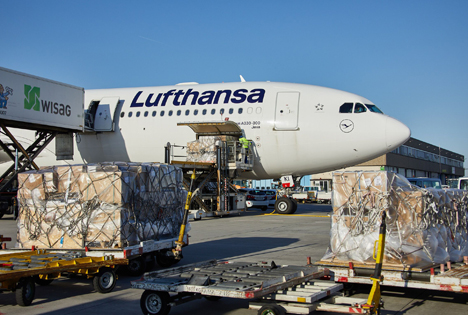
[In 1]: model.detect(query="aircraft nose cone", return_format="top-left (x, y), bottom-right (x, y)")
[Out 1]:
top-left (386, 117), bottom-right (411, 149)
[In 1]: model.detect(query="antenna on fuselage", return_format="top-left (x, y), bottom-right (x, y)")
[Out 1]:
top-left (240, 75), bottom-right (246, 82)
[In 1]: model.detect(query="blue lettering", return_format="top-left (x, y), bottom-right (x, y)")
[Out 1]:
top-left (198, 90), bottom-right (215, 105)
top-left (214, 90), bottom-right (232, 104)
top-left (182, 89), bottom-right (199, 105)
top-left (161, 89), bottom-right (176, 106)
top-left (130, 87), bottom-right (265, 108)
top-left (130, 91), bottom-right (144, 107)
top-left (145, 93), bottom-right (162, 107)
top-left (231, 89), bottom-right (247, 104)
top-left (247, 89), bottom-right (265, 103)
top-left (173, 90), bottom-right (185, 106)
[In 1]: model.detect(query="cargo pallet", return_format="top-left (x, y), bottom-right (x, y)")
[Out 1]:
top-left (131, 260), bottom-right (378, 315)
top-left (0, 248), bottom-right (128, 306)
top-left (315, 260), bottom-right (468, 293)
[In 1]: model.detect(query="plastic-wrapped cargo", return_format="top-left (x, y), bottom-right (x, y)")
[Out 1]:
top-left (186, 135), bottom-right (236, 163)
top-left (16, 162), bottom-right (187, 249)
top-left (321, 171), bottom-right (468, 269)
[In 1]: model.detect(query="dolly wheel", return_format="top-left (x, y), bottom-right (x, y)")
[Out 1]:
top-left (140, 290), bottom-right (171, 315)
top-left (258, 305), bottom-right (286, 315)
top-left (93, 267), bottom-right (117, 293)
top-left (16, 277), bottom-right (35, 306)
top-left (156, 250), bottom-right (179, 268)
top-left (34, 275), bottom-right (54, 286)
top-left (126, 256), bottom-right (147, 276)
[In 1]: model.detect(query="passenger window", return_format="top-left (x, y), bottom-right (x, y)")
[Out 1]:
top-left (152, 111), bottom-right (157, 117)
top-left (144, 111), bottom-right (148, 117)
top-left (194, 109), bottom-right (198, 116)
top-left (128, 112), bottom-right (133, 117)
top-left (160, 110), bottom-right (165, 117)
top-left (120, 112), bottom-right (125, 118)
top-left (168, 110), bottom-right (173, 116)
top-left (202, 109), bottom-right (207, 115)
top-left (256, 107), bottom-right (262, 114)
top-left (247, 107), bottom-right (253, 114)
top-left (339, 103), bottom-right (353, 113)
top-left (136, 112), bottom-right (141, 117)
top-left (185, 110), bottom-right (190, 116)
top-left (211, 109), bottom-right (216, 115)
top-left (220, 108), bottom-right (225, 115)
top-left (354, 103), bottom-right (367, 113)
top-left (177, 110), bottom-right (181, 116)
top-left (238, 108), bottom-right (243, 114)
top-left (229, 108), bottom-right (234, 114)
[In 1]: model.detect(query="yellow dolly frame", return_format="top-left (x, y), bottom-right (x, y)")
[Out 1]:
top-left (0, 249), bottom-right (128, 306)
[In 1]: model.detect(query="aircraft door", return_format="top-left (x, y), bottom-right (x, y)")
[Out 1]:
top-left (274, 92), bottom-right (300, 130)
top-left (93, 97), bottom-right (120, 132)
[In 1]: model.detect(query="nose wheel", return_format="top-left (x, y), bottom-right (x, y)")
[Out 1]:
top-left (274, 197), bottom-right (297, 214)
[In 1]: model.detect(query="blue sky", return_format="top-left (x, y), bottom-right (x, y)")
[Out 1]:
top-left (2, 1), bottom-right (467, 175)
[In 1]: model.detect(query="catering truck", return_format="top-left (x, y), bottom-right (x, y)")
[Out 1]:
top-left (0, 66), bottom-right (84, 131)
top-left (0, 66), bottom-right (84, 218)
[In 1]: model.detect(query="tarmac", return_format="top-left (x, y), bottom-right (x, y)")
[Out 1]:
top-left (0, 204), bottom-right (467, 314)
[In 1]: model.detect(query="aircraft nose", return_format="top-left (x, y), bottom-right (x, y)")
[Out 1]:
top-left (386, 117), bottom-right (411, 149)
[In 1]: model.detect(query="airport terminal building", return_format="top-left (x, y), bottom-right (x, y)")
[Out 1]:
top-left (311, 137), bottom-right (465, 185)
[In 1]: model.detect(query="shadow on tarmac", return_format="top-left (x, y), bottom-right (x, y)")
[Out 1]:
top-left (181, 236), bottom-right (302, 263)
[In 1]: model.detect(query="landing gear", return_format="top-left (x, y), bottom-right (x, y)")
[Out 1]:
top-left (274, 197), bottom-right (297, 214)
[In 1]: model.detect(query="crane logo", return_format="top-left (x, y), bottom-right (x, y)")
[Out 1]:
top-left (24, 85), bottom-right (41, 111)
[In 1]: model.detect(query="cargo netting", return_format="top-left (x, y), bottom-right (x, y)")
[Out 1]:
top-left (322, 171), bottom-right (468, 268)
top-left (187, 135), bottom-right (237, 163)
top-left (16, 162), bottom-right (188, 249)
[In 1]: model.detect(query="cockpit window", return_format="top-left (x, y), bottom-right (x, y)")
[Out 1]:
top-left (339, 103), bottom-right (353, 113)
top-left (354, 103), bottom-right (367, 113)
top-left (365, 104), bottom-right (384, 114)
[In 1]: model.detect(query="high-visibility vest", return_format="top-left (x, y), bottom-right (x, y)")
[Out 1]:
top-left (239, 137), bottom-right (249, 148)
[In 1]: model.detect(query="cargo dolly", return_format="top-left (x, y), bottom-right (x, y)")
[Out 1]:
top-left (131, 259), bottom-right (378, 315)
top-left (315, 211), bottom-right (468, 295)
top-left (0, 248), bottom-right (128, 306)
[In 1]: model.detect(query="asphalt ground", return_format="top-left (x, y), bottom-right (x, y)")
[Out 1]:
top-left (0, 204), bottom-right (467, 314)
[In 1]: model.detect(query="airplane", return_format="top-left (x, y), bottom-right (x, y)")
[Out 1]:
top-left (77, 80), bottom-right (410, 177)
top-left (0, 79), bottom-right (411, 213)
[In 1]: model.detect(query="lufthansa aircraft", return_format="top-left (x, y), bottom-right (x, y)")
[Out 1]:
top-left (1, 80), bottom-right (410, 181)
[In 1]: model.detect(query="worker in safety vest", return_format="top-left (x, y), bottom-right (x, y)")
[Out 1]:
top-left (239, 135), bottom-right (250, 163)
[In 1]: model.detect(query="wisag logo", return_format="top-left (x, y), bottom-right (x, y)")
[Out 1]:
top-left (24, 85), bottom-right (40, 111)
top-left (23, 84), bottom-right (71, 116)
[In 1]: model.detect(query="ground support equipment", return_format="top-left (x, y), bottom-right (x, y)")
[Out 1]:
top-left (166, 121), bottom-right (254, 220)
top-left (131, 260), bottom-right (376, 315)
top-left (316, 261), bottom-right (468, 294)
top-left (0, 249), bottom-right (128, 306)
top-left (10, 234), bottom-right (189, 277)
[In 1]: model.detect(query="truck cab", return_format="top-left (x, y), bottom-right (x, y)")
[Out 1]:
top-left (407, 177), bottom-right (442, 189)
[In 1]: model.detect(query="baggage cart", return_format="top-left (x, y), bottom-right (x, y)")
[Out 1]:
top-left (316, 260), bottom-right (468, 293)
top-left (0, 248), bottom-right (128, 306)
top-left (131, 260), bottom-right (376, 315)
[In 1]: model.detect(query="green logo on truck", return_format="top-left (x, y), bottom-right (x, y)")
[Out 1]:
top-left (24, 85), bottom-right (41, 111)
top-left (23, 84), bottom-right (71, 116)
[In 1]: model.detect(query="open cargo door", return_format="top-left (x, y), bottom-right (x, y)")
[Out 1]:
top-left (177, 121), bottom-right (243, 137)
top-left (91, 97), bottom-right (120, 132)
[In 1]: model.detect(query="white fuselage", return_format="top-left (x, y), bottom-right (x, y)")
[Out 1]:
top-left (1, 81), bottom-right (411, 179)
